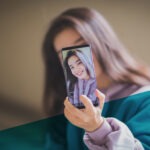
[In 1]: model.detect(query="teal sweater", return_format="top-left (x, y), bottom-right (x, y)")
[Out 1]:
top-left (0, 91), bottom-right (149, 149)
top-left (46, 91), bottom-right (150, 149)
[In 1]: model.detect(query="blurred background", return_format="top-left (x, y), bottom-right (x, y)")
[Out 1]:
top-left (0, 0), bottom-right (150, 130)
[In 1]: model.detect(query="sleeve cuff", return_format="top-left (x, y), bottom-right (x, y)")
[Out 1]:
top-left (84, 118), bottom-right (112, 145)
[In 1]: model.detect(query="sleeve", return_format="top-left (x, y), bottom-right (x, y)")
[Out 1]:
top-left (83, 118), bottom-right (145, 150)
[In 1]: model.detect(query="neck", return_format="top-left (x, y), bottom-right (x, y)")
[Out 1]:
top-left (96, 73), bottom-right (112, 89)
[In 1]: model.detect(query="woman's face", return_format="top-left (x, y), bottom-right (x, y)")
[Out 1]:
top-left (54, 28), bottom-right (103, 83)
top-left (68, 55), bottom-right (89, 80)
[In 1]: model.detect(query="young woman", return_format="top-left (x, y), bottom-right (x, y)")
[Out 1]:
top-left (42, 7), bottom-right (150, 150)
top-left (63, 49), bottom-right (98, 108)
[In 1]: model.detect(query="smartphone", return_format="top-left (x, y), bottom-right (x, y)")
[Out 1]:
top-left (62, 44), bottom-right (99, 109)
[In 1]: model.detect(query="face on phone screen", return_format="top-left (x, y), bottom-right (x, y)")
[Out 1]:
top-left (62, 45), bottom-right (99, 109)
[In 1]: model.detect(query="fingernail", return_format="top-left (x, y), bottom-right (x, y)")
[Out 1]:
top-left (80, 95), bottom-right (84, 98)
top-left (95, 89), bottom-right (98, 96)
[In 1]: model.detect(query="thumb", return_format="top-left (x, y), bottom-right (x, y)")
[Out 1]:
top-left (95, 89), bottom-right (105, 110)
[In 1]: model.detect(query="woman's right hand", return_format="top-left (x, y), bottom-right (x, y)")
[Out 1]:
top-left (64, 89), bottom-right (105, 132)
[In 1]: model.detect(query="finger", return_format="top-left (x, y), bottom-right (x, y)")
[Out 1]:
top-left (80, 95), bottom-right (93, 110)
top-left (64, 97), bottom-right (84, 117)
top-left (95, 89), bottom-right (105, 110)
top-left (64, 107), bottom-right (82, 127)
top-left (64, 107), bottom-right (79, 121)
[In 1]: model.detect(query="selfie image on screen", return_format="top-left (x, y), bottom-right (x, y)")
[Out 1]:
top-left (62, 45), bottom-right (99, 109)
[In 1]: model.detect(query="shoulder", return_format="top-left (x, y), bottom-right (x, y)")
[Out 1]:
top-left (131, 85), bottom-right (150, 95)
top-left (103, 85), bottom-right (150, 118)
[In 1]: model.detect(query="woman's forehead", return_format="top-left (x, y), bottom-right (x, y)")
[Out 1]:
top-left (54, 28), bottom-right (85, 53)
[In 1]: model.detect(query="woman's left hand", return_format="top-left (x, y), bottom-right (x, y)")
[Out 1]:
top-left (64, 89), bottom-right (105, 132)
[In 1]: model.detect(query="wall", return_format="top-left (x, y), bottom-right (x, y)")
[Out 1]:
top-left (0, 0), bottom-right (150, 130)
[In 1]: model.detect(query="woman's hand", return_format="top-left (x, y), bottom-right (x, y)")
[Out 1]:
top-left (64, 89), bottom-right (105, 132)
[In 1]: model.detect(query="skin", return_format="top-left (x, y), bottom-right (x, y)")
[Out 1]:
top-left (54, 28), bottom-right (109, 132)
top-left (68, 55), bottom-right (90, 80)
top-left (64, 90), bottom-right (105, 132)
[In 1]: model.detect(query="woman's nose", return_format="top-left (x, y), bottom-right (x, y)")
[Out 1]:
top-left (75, 67), bottom-right (80, 73)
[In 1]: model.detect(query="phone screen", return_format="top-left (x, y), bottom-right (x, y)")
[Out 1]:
top-left (62, 44), bottom-right (99, 109)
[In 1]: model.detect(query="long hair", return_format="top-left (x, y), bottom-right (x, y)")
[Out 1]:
top-left (42, 7), bottom-right (150, 115)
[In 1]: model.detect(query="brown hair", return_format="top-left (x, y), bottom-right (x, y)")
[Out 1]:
top-left (42, 7), bottom-right (150, 115)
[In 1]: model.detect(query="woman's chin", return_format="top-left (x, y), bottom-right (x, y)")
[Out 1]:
top-left (78, 76), bottom-right (83, 80)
